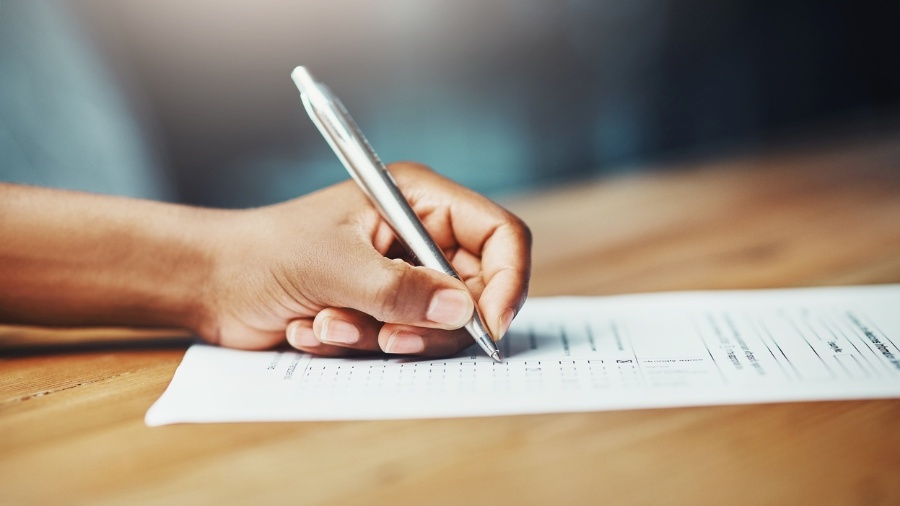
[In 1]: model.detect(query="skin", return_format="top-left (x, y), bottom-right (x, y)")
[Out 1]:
top-left (0, 163), bottom-right (532, 358)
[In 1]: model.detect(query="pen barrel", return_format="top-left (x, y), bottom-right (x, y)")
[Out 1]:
top-left (300, 80), bottom-right (456, 275)
top-left (345, 143), bottom-right (499, 350)
top-left (294, 67), bottom-right (498, 352)
top-left (339, 142), bottom-right (498, 348)
top-left (364, 171), bottom-right (453, 274)
top-left (350, 148), bottom-right (498, 350)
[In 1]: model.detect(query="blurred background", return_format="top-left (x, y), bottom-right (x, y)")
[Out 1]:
top-left (1, 0), bottom-right (898, 206)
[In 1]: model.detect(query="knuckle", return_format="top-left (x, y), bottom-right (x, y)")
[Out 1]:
top-left (387, 162), bottom-right (434, 185)
top-left (517, 217), bottom-right (533, 247)
top-left (372, 259), bottom-right (412, 323)
top-left (391, 161), bottom-right (431, 174)
top-left (505, 212), bottom-right (533, 247)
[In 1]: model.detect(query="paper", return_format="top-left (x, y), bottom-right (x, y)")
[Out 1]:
top-left (145, 285), bottom-right (900, 425)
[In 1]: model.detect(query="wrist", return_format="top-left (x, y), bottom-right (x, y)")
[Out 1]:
top-left (169, 206), bottom-right (231, 342)
top-left (81, 199), bottom-right (222, 335)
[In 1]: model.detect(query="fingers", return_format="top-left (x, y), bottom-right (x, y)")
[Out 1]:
top-left (342, 250), bottom-right (476, 330)
top-left (280, 162), bottom-right (530, 358)
top-left (379, 323), bottom-right (474, 357)
top-left (285, 308), bottom-right (383, 357)
top-left (476, 220), bottom-right (531, 339)
top-left (286, 318), bottom-right (366, 358)
top-left (389, 163), bottom-right (532, 340)
top-left (286, 309), bottom-right (474, 358)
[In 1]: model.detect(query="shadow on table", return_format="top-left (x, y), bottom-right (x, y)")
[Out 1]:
top-left (0, 326), bottom-right (196, 357)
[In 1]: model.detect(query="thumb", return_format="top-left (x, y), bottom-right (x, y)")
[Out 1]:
top-left (339, 253), bottom-right (474, 329)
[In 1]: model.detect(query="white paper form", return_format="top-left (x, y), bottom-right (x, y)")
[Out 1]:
top-left (145, 285), bottom-right (900, 425)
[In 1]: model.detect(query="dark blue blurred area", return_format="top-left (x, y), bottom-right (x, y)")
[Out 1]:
top-left (2, 1), bottom-right (898, 206)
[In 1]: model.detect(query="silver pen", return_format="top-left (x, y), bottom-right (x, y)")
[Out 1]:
top-left (291, 66), bottom-right (502, 363)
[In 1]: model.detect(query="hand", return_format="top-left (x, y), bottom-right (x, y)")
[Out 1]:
top-left (201, 162), bottom-right (531, 358)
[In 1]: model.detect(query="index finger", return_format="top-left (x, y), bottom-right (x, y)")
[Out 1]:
top-left (472, 217), bottom-right (532, 339)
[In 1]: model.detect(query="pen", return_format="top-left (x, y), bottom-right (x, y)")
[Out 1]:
top-left (291, 66), bottom-right (502, 363)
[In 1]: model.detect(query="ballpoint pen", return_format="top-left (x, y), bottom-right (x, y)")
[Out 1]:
top-left (291, 66), bottom-right (502, 363)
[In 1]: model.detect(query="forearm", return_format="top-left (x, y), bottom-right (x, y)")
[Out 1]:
top-left (0, 183), bottom-right (217, 332)
top-left (0, 163), bottom-right (532, 357)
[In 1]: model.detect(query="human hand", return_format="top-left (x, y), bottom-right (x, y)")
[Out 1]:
top-left (200, 162), bottom-right (531, 358)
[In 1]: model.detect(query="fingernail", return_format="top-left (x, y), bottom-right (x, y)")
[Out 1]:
top-left (289, 324), bottom-right (319, 348)
top-left (499, 309), bottom-right (515, 338)
top-left (385, 330), bottom-right (425, 354)
top-left (320, 318), bottom-right (359, 344)
top-left (427, 289), bottom-right (473, 327)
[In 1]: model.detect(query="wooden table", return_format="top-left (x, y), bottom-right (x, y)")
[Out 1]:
top-left (3, 133), bottom-right (900, 505)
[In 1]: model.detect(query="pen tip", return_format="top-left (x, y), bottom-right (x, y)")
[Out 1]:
top-left (490, 351), bottom-right (502, 363)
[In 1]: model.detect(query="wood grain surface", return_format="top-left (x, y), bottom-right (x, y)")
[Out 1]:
top-left (3, 133), bottom-right (900, 505)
